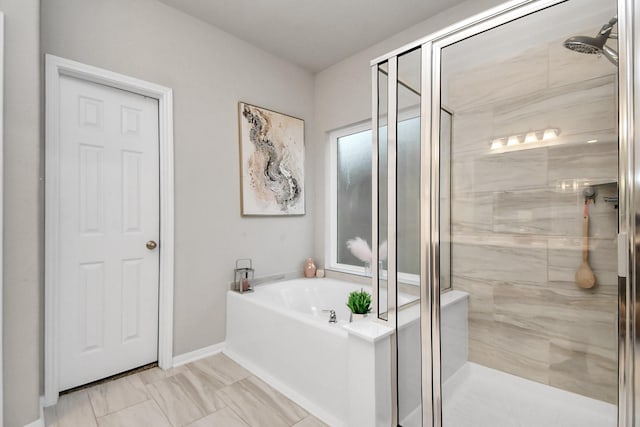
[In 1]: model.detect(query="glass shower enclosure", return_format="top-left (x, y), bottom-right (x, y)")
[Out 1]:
top-left (371, 0), bottom-right (638, 425)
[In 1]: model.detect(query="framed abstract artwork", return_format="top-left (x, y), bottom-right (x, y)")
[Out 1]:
top-left (238, 102), bottom-right (305, 215)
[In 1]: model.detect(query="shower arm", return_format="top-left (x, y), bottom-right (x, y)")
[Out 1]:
top-left (601, 45), bottom-right (619, 66)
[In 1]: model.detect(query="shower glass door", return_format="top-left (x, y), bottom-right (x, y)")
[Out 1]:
top-left (375, 49), bottom-right (425, 425)
top-left (436, 1), bottom-right (619, 426)
top-left (372, 0), bottom-right (633, 425)
top-left (395, 47), bottom-right (423, 427)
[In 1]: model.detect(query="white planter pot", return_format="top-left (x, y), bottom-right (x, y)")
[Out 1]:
top-left (350, 312), bottom-right (368, 322)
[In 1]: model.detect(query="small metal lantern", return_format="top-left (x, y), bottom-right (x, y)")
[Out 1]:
top-left (234, 258), bottom-right (254, 293)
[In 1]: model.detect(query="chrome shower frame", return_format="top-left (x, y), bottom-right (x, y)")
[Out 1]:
top-left (370, 0), bottom-right (637, 425)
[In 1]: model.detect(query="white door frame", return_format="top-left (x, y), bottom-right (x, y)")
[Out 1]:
top-left (44, 55), bottom-right (174, 406)
top-left (0, 11), bottom-right (5, 427)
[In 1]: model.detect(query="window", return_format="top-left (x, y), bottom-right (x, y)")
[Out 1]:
top-left (328, 122), bottom-right (373, 275)
top-left (336, 125), bottom-right (373, 268)
top-left (328, 115), bottom-right (421, 285)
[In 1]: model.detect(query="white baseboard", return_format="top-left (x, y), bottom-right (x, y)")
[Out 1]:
top-left (172, 342), bottom-right (225, 367)
top-left (23, 397), bottom-right (45, 427)
top-left (223, 348), bottom-right (345, 427)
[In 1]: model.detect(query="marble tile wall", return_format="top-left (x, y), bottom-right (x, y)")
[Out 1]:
top-left (444, 34), bottom-right (618, 403)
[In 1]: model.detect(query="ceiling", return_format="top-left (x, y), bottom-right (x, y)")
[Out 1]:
top-left (156, 0), bottom-right (464, 72)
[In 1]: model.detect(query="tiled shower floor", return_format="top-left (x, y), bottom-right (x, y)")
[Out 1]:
top-left (403, 362), bottom-right (617, 427)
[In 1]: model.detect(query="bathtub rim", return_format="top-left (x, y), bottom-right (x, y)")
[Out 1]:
top-left (228, 278), bottom-right (468, 342)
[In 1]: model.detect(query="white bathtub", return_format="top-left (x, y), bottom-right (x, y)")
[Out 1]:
top-left (246, 277), bottom-right (416, 324)
top-left (225, 277), bottom-right (467, 427)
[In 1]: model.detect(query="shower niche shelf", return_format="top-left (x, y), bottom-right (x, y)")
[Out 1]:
top-left (583, 181), bottom-right (619, 209)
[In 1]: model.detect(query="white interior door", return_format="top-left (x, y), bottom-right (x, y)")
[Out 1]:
top-left (58, 75), bottom-right (160, 391)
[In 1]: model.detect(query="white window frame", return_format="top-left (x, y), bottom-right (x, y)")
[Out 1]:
top-left (327, 120), bottom-right (372, 276)
top-left (326, 111), bottom-right (421, 286)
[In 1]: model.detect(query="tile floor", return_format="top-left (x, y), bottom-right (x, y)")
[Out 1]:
top-left (44, 353), bottom-right (327, 427)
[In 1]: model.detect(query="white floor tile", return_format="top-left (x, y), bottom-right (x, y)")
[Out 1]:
top-left (441, 362), bottom-right (616, 427)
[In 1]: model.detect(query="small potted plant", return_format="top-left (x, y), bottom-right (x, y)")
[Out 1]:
top-left (347, 289), bottom-right (372, 322)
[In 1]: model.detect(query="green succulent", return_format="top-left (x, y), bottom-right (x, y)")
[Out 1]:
top-left (346, 289), bottom-right (372, 314)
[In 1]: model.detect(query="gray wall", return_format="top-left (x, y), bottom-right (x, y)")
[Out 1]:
top-left (41, 0), bottom-right (316, 357)
top-left (0, 0), bottom-right (42, 426)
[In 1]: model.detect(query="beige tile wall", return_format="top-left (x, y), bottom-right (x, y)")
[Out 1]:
top-left (444, 35), bottom-right (618, 403)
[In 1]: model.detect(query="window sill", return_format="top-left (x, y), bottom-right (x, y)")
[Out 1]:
top-left (327, 264), bottom-right (420, 287)
top-left (327, 263), bottom-right (367, 277)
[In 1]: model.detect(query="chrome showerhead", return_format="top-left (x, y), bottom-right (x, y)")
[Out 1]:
top-left (563, 36), bottom-right (602, 54)
top-left (563, 16), bottom-right (618, 66)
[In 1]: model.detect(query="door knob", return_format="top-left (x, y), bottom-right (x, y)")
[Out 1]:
top-left (146, 240), bottom-right (158, 250)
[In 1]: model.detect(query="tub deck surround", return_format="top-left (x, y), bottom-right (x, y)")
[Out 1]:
top-left (226, 278), bottom-right (469, 427)
top-left (396, 290), bottom-right (469, 425)
top-left (342, 318), bottom-right (394, 342)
